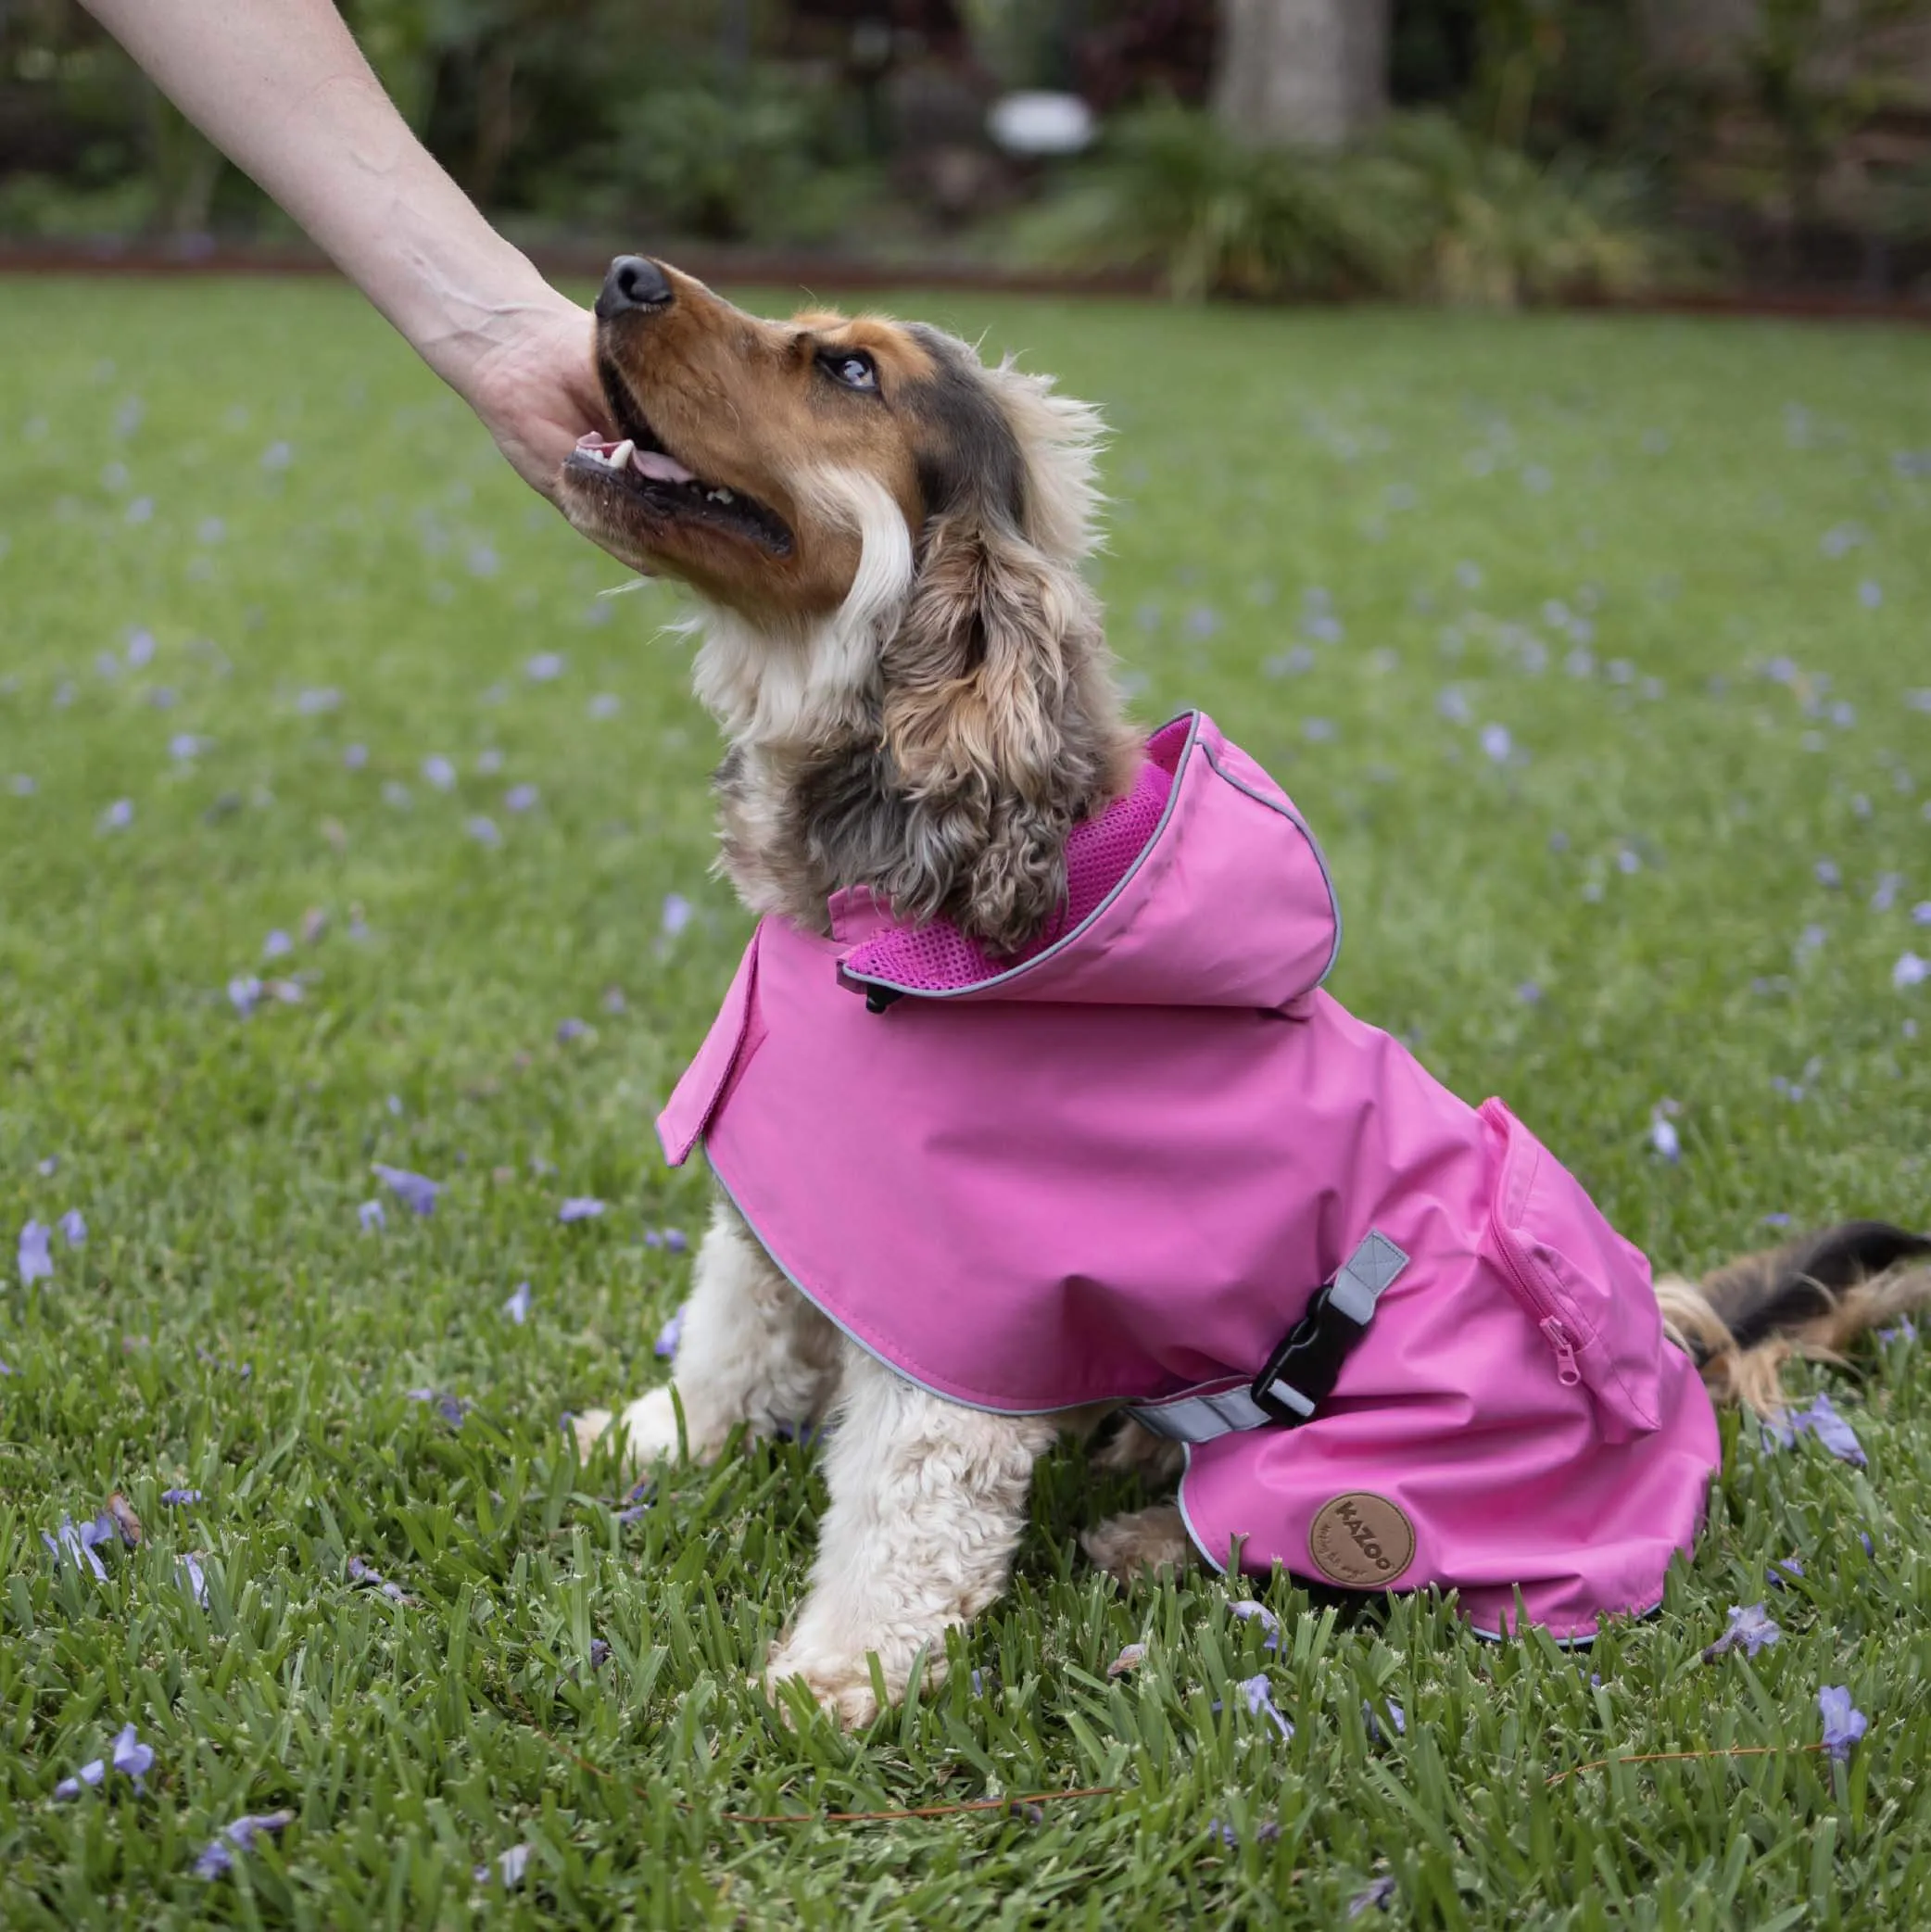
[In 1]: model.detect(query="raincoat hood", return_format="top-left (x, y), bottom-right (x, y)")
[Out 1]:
top-left (658, 712), bottom-right (1720, 1641)
top-left (826, 713), bottom-right (1340, 1016)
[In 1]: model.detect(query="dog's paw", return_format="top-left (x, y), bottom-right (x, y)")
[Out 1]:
top-left (1081, 1503), bottom-right (1193, 1582)
top-left (1093, 1417), bottom-right (1186, 1484)
top-left (760, 1642), bottom-right (882, 1730)
top-left (570, 1388), bottom-right (683, 1473)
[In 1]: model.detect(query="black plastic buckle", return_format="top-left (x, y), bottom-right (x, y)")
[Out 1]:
top-left (864, 984), bottom-right (905, 1014)
top-left (1248, 1281), bottom-right (1374, 1428)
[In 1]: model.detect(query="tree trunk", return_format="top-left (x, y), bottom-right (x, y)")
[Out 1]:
top-left (1213, 0), bottom-right (1391, 149)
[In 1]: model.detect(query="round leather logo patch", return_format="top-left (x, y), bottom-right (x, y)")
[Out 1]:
top-left (1306, 1492), bottom-right (1416, 1588)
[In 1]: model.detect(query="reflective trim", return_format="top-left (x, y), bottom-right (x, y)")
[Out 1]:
top-left (839, 712), bottom-right (1204, 1004)
top-left (1198, 739), bottom-right (1344, 988)
top-left (1125, 1230), bottom-right (1409, 1445)
top-left (1175, 1442), bottom-right (1225, 1574)
top-left (1128, 1382), bottom-right (1271, 1441)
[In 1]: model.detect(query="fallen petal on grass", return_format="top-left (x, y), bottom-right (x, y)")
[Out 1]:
top-left (195, 1808), bottom-right (295, 1879)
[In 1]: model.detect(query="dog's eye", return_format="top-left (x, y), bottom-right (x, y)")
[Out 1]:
top-left (821, 350), bottom-right (877, 392)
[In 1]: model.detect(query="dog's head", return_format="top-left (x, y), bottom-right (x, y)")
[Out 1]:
top-left (558, 256), bottom-right (1136, 953)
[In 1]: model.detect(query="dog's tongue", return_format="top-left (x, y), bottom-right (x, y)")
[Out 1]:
top-left (632, 448), bottom-right (695, 485)
top-left (573, 433), bottom-right (698, 486)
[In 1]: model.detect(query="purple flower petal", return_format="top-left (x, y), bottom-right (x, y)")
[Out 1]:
top-left (1348, 1875), bottom-right (1397, 1917)
top-left (1205, 1817), bottom-right (1238, 1849)
top-left (227, 975), bottom-right (262, 1018)
top-left (99, 798), bottom-right (133, 832)
top-left (43, 1513), bottom-right (108, 1581)
top-left (1895, 952), bottom-right (1928, 991)
top-left (505, 783), bottom-right (539, 813)
top-left (58, 1209), bottom-right (86, 1248)
top-left (1363, 1698), bottom-right (1405, 1741)
top-left (476, 1844), bottom-right (533, 1886)
top-left (372, 1164), bottom-right (441, 1217)
top-left (661, 893), bottom-right (694, 939)
top-left (178, 1554), bottom-right (208, 1608)
top-left (1703, 1601), bottom-right (1780, 1661)
top-left (1229, 1599), bottom-right (1281, 1649)
top-left (358, 1199), bottom-right (385, 1233)
top-left (261, 929), bottom-right (293, 961)
top-left (1819, 1685), bottom-right (1868, 1760)
top-left (347, 1555), bottom-right (413, 1603)
top-left (556, 1017), bottom-right (588, 1042)
top-left (525, 652), bottom-right (565, 682)
top-left (195, 1807), bottom-right (296, 1879)
top-left (1795, 1392), bottom-right (1866, 1465)
top-left (18, 1219), bottom-right (52, 1286)
top-left (558, 1196), bottom-right (605, 1224)
top-left (111, 1724), bottom-right (153, 1787)
top-left (160, 1487), bottom-right (204, 1506)
top-left (1236, 1673), bottom-right (1294, 1740)
top-left (654, 1303), bottom-right (686, 1359)
top-left (422, 755), bottom-right (456, 791)
top-left (54, 1758), bottom-right (107, 1799)
top-left (406, 1388), bottom-right (470, 1427)
top-left (502, 1282), bottom-right (532, 1325)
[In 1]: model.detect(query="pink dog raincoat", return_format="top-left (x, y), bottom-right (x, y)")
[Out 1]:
top-left (660, 713), bottom-right (1720, 1639)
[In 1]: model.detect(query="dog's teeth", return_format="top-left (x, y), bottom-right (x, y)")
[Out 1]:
top-left (607, 438), bottom-right (635, 472)
top-left (709, 487), bottom-right (735, 505)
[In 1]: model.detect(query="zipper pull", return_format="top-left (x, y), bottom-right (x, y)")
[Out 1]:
top-left (1540, 1318), bottom-right (1582, 1387)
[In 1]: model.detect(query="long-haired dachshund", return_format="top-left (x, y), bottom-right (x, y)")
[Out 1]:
top-left (560, 256), bottom-right (1931, 1726)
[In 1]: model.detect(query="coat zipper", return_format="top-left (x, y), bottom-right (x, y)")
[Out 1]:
top-left (1490, 1201), bottom-right (1584, 1388)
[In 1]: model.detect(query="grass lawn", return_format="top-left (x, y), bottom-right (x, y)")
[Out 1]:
top-left (1, 275), bottom-right (1928, 1928)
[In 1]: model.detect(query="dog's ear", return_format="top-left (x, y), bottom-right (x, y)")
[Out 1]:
top-left (877, 508), bottom-right (1115, 953)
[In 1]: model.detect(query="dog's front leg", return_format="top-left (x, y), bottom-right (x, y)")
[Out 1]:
top-left (763, 1346), bottom-right (1055, 1727)
top-left (574, 1197), bottom-right (839, 1472)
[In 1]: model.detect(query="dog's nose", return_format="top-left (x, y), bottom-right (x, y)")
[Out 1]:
top-left (597, 256), bottom-right (673, 320)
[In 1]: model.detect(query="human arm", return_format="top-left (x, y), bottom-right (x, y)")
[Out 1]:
top-left (78, 0), bottom-right (606, 496)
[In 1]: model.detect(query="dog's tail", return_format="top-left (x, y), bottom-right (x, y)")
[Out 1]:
top-left (1655, 1219), bottom-right (1931, 1416)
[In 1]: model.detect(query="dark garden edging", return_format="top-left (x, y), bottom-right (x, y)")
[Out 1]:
top-left (4, 238), bottom-right (1929, 323)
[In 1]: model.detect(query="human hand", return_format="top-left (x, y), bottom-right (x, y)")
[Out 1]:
top-left (461, 293), bottom-right (610, 502)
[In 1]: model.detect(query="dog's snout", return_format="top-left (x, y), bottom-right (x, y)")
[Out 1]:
top-left (597, 255), bottom-right (673, 320)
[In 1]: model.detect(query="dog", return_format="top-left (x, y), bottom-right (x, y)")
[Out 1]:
top-left (559, 255), bottom-right (1931, 1726)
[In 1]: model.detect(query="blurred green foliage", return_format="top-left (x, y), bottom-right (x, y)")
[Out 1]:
top-left (1020, 103), bottom-right (1671, 306)
top-left (0, 0), bottom-right (875, 245)
top-left (4, 1), bottom-right (1931, 286)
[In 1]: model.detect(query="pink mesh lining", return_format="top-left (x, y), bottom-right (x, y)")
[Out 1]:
top-left (845, 751), bottom-right (1177, 992)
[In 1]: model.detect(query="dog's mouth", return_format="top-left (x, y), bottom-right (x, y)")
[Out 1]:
top-left (563, 385), bottom-right (793, 559)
